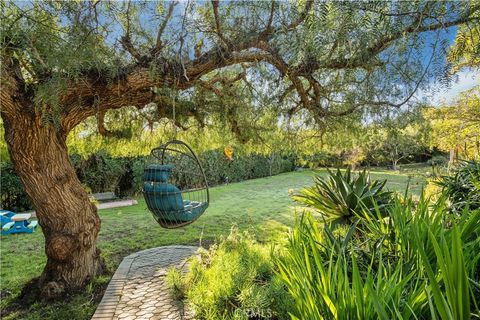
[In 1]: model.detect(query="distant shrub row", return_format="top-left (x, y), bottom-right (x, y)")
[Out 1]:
top-left (298, 150), bottom-right (443, 169)
top-left (1, 149), bottom-right (296, 212)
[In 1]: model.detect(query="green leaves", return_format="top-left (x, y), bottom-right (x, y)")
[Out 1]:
top-left (277, 212), bottom-right (422, 320)
top-left (278, 193), bottom-right (480, 320)
top-left (417, 225), bottom-right (473, 320)
top-left (166, 227), bottom-right (293, 320)
top-left (436, 160), bottom-right (480, 212)
top-left (292, 168), bottom-right (392, 224)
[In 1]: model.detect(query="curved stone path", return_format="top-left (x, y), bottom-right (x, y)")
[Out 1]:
top-left (92, 246), bottom-right (197, 320)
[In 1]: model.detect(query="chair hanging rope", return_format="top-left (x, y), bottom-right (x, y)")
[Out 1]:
top-left (143, 140), bottom-right (209, 229)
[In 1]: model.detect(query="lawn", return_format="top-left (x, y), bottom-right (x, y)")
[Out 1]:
top-left (0, 166), bottom-right (428, 319)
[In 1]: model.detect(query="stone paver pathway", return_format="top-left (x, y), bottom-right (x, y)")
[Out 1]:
top-left (92, 245), bottom-right (198, 320)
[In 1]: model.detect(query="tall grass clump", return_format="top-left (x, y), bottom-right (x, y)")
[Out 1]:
top-left (165, 227), bottom-right (293, 319)
top-left (277, 194), bottom-right (480, 320)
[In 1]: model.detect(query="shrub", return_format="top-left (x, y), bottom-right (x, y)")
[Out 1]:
top-left (436, 160), bottom-right (480, 212)
top-left (166, 227), bottom-right (293, 319)
top-left (1, 150), bottom-right (295, 211)
top-left (292, 168), bottom-right (393, 224)
top-left (427, 155), bottom-right (449, 167)
top-left (298, 152), bottom-right (341, 168)
top-left (427, 155), bottom-right (449, 177)
top-left (0, 162), bottom-right (32, 212)
top-left (74, 151), bottom-right (127, 194)
top-left (341, 147), bottom-right (366, 169)
top-left (277, 194), bottom-right (480, 319)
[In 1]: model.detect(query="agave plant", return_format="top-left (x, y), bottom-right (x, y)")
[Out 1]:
top-left (436, 160), bottom-right (480, 212)
top-left (292, 168), bottom-right (392, 224)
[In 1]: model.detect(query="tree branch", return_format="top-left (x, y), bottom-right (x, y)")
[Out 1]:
top-left (263, 1), bottom-right (276, 34)
top-left (96, 109), bottom-right (114, 137)
top-left (197, 71), bottom-right (246, 97)
top-left (152, 1), bottom-right (176, 55)
top-left (292, 4), bottom-right (479, 75)
top-left (211, 0), bottom-right (228, 45)
top-left (286, 0), bottom-right (314, 29)
top-left (120, 0), bottom-right (144, 63)
top-left (0, 48), bottom-right (30, 117)
top-left (57, 1), bottom-right (477, 133)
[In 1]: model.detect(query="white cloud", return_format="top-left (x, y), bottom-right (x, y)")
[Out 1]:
top-left (428, 69), bottom-right (479, 105)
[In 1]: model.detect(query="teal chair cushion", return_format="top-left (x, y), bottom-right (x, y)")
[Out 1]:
top-left (144, 164), bottom-right (174, 183)
top-left (144, 182), bottom-right (184, 212)
top-left (151, 201), bottom-right (208, 223)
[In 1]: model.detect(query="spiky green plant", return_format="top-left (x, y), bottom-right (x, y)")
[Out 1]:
top-left (276, 213), bottom-right (427, 320)
top-left (436, 160), bottom-right (480, 212)
top-left (277, 194), bottom-right (480, 320)
top-left (292, 168), bottom-right (393, 224)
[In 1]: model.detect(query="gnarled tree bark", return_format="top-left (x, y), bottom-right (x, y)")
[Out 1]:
top-left (2, 112), bottom-right (103, 299)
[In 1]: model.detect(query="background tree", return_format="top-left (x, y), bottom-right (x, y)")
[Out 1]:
top-left (424, 87), bottom-right (480, 162)
top-left (448, 0), bottom-right (480, 71)
top-left (381, 127), bottom-right (424, 170)
top-left (374, 111), bottom-right (430, 170)
top-left (1, 0), bottom-right (478, 298)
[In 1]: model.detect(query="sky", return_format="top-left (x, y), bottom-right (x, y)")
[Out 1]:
top-left (413, 22), bottom-right (479, 106)
top-left (428, 69), bottom-right (479, 105)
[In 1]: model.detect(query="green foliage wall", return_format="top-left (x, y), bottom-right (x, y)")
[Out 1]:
top-left (0, 162), bottom-right (33, 212)
top-left (1, 150), bottom-right (295, 212)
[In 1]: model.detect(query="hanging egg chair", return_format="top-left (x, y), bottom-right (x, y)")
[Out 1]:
top-left (143, 140), bottom-right (209, 229)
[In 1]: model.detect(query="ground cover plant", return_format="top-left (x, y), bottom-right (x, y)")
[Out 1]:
top-left (166, 227), bottom-right (293, 319)
top-left (165, 168), bottom-right (480, 320)
top-left (0, 168), bottom-right (426, 319)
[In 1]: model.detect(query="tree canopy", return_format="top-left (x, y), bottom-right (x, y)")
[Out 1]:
top-left (2, 1), bottom-right (479, 137)
top-left (424, 87), bottom-right (480, 159)
top-left (448, 0), bottom-right (480, 71)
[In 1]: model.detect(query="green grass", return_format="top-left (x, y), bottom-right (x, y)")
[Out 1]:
top-left (0, 167), bottom-right (428, 319)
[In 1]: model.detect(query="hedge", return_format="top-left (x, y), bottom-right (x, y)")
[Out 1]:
top-left (1, 149), bottom-right (295, 212)
top-left (0, 162), bottom-right (33, 212)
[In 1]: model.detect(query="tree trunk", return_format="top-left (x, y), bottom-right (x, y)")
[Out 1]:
top-left (268, 153), bottom-right (275, 177)
top-left (2, 114), bottom-right (103, 299)
top-left (392, 159), bottom-right (399, 171)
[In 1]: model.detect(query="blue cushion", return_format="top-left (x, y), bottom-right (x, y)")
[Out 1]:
top-left (144, 164), bottom-right (174, 182)
top-left (150, 201), bottom-right (209, 223)
top-left (144, 182), bottom-right (184, 212)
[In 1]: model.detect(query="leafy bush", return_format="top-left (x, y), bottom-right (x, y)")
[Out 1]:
top-left (1, 150), bottom-right (295, 211)
top-left (427, 155), bottom-right (449, 167)
top-left (0, 162), bottom-right (32, 212)
top-left (436, 160), bottom-right (480, 212)
top-left (74, 151), bottom-right (127, 194)
top-left (277, 194), bottom-right (480, 319)
top-left (292, 168), bottom-right (393, 224)
top-left (298, 151), bottom-right (341, 168)
top-left (166, 227), bottom-right (293, 320)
